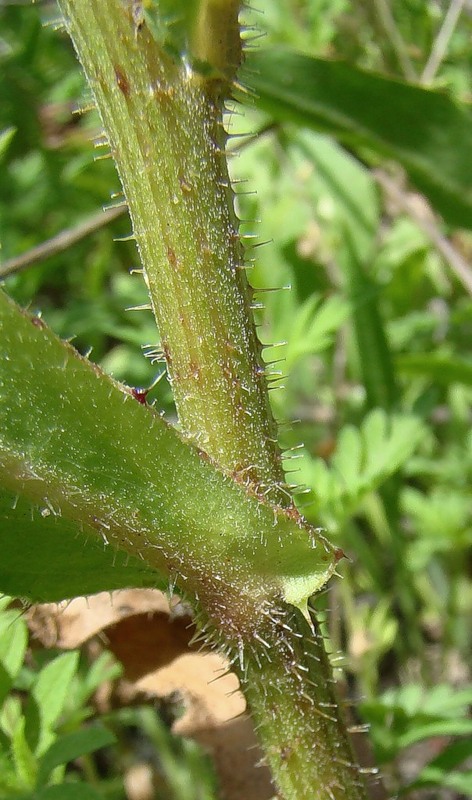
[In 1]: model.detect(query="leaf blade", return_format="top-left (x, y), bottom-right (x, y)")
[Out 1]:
top-left (247, 48), bottom-right (472, 228)
top-left (0, 290), bottom-right (336, 610)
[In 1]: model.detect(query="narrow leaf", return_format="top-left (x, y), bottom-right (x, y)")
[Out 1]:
top-left (248, 48), bottom-right (472, 228)
top-left (26, 652), bottom-right (79, 756)
top-left (37, 725), bottom-right (116, 786)
top-left (397, 353), bottom-right (472, 386)
top-left (12, 716), bottom-right (37, 790)
top-left (398, 719), bottom-right (472, 748)
top-left (0, 605), bottom-right (28, 707)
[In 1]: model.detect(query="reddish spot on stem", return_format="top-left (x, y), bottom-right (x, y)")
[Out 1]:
top-left (162, 341), bottom-right (172, 368)
top-left (131, 387), bottom-right (148, 405)
top-left (334, 547), bottom-right (346, 562)
top-left (167, 245), bottom-right (178, 269)
top-left (114, 65), bottom-right (130, 96)
top-left (285, 505), bottom-right (302, 522)
top-left (31, 316), bottom-right (46, 329)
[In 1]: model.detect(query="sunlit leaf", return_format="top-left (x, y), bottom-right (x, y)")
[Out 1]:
top-left (248, 48), bottom-right (472, 228)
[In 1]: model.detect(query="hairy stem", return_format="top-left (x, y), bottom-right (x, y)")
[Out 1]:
top-left (240, 603), bottom-right (368, 800)
top-left (59, 0), bottom-right (285, 504)
top-left (57, 1), bottom-right (370, 796)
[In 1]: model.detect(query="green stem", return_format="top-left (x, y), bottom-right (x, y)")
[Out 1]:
top-left (59, 0), bottom-right (285, 504)
top-left (57, 2), bottom-right (370, 796)
top-left (239, 603), bottom-right (368, 800)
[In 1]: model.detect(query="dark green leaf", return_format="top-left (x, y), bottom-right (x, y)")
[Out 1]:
top-left (26, 652), bottom-right (80, 757)
top-left (0, 290), bottom-right (336, 609)
top-left (397, 354), bottom-right (472, 386)
top-left (34, 785), bottom-right (102, 800)
top-left (0, 489), bottom-right (162, 602)
top-left (247, 48), bottom-right (472, 228)
top-left (37, 725), bottom-right (116, 786)
top-left (0, 605), bottom-right (28, 706)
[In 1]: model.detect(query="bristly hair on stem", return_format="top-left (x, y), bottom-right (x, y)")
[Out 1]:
top-left (55, 1), bottom-right (372, 797)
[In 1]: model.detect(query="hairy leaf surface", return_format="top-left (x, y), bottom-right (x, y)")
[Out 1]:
top-left (0, 290), bottom-right (336, 610)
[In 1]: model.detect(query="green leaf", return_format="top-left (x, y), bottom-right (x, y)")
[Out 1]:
top-left (410, 739), bottom-right (472, 794)
top-left (402, 487), bottom-right (471, 569)
top-left (397, 353), bottom-right (472, 386)
top-left (331, 409), bottom-right (425, 500)
top-left (12, 715), bottom-right (37, 790)
top-left (0, 127), bottom-right (16, 162)
top-left (0, 604), bottom-right (28, 707)
top-left (0, 490), bottom-right (162, 602)
top-left (248, 48), bottom-right (472, 228)
top-left (33, 785), bottom-right (103, 800)
top-left (331, 426), bottom-right (363, 494)
top-left (78, 653), bottom-right (122, 706)
top-left (416, 684), bottom-right (472, 718)
top-left (37, 725), bottom-right (116, 786)
top-left (379, 682), bottom-right (472, 720)
top-left (285, 293), bottom-right (350, 370)
top-left (292, 130), bottom-right (379, 264)
top-left (0, 695), bottom-right (22, 739)
top-left (343, 234), bottom-right (398, 411)
top-left (0, 747), bottom-right (24, 793)
top-left (362, 683), bottom-right (472, 763)
top-left (414, 769), bottom-right (472, 796)
top-left (398, 719), bottom-right (472, 748)
top-left (422, 737), bottom-right (472, 773)
top-left (26, 652), bottom-right (80, 756)
top-left (0, 290), bottom-right (337, 611)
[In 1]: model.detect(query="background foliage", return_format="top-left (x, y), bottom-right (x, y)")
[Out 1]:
top-left (1, 0), bottom-right (472, 797)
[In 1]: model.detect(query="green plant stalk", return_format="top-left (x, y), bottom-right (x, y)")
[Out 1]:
top-left (240, 602), bottom-right (369, 800)
top-left (0, 291), bottom-right (365, 800)
top-left (56, 1), bottom-right (369, 796)
top-left (58, 0), bottom-right (285, 504)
